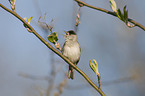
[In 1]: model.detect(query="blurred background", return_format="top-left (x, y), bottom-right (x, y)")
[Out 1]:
top-left (0, 0), bottom-right (145, 96)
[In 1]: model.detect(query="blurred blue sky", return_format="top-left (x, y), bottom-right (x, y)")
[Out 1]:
top-left (0, 0), bottom-right (145, 96)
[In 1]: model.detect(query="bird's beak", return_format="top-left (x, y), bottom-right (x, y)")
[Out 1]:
top-left (64, 31), bottom-right (68, 34)
top-left (64, 31), bottom-right (69, 36)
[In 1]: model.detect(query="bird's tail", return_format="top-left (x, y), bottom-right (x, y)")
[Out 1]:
top-left (68, 66), bottom-right (74, 79)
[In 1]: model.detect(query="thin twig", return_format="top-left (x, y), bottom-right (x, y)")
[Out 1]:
top-left (74, 0), bottom-right (145, 31)
top-left (97, 73), bottom-right (101, 89)
top-left (0, 3), bottom-right (105, 96)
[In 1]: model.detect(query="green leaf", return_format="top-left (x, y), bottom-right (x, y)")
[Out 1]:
top-left (109, 0), bottom-right (117, 12)
top-left (89, 60), bottom-right (97, 73)
top-left (93, 59), bottom-right (99, 74)
top-left (52, 32), bottom-right (58, 42)
top-left (110, 0), bottom-right (129, 26)
top-left (126, 10), bottom-right (128, 23)
top-left (12, 0), bottom-right (16, 4)
top-left (24, 17), bottom-right (27, 21)
top-left (117, 9), bottom-right (124, 21)
top-left (89, 59), bottom-right (99, 75)
top-left (27, 17), bottom-right (33, 24)
top-left (93, 59), bottom-right (98, 67)
top-left (123, 6), bottom-right (128, 24)
top-left (48, 32), bottom-right (58, 44)
top-left (123, 5), bottom-right (126, 14)
top-left (48, 36), bottom-right (54, 43)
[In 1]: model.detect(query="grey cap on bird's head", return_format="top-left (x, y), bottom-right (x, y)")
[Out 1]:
top-left (64, 30), bottom-right (76, 35)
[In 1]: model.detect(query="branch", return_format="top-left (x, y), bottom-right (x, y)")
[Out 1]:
top-left (74, 0), bottom-right (145, 31)
top-left (0, 3), bottom-right (105, 96)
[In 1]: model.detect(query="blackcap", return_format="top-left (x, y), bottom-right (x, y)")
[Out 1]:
top-left (62, 30), bottom-right (81, 79)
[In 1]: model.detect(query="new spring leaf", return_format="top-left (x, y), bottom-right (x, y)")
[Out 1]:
top-left (109, 0), bottom-right (117, 12)
top-left (89, 59), bottom-right (99, 75)
top-left (48, 32), bottom-right (58, 44)
top-left (27, 17), bottom-right (33, 24)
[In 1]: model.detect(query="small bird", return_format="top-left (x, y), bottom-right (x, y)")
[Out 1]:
top-left (62, 30), bottom-right (81, 79)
